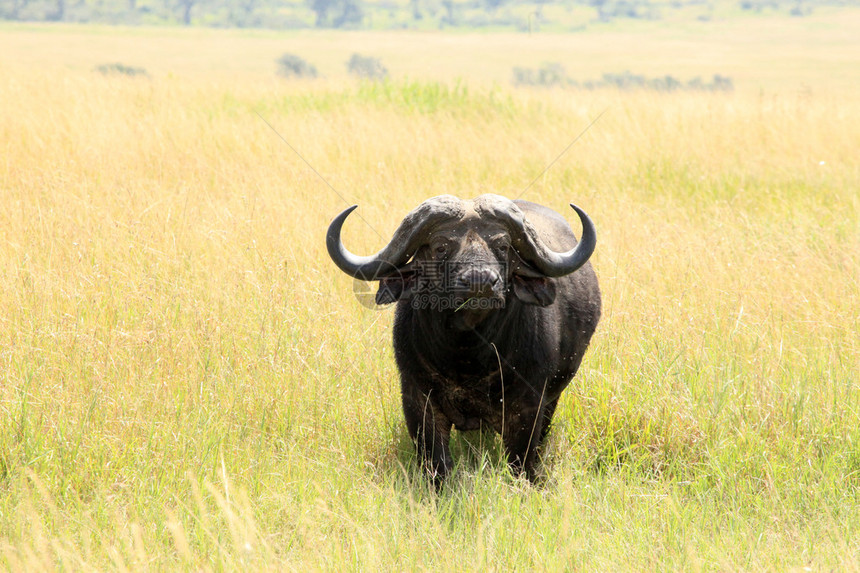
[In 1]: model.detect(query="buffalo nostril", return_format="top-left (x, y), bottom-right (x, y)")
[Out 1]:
top-left (457, 269), bottom-right (501, 294)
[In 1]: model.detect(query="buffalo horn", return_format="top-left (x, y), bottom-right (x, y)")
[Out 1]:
top-left (502, 202), bottom-right (597, 278)
top-left (326, 196), bottom-right (465, 280)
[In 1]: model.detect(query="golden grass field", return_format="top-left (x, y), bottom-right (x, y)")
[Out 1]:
top-left (1, 13), bottom-right (859, 570)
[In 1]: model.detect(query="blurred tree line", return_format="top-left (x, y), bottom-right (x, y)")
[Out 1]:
top-left (0, 0), bottom-right (846, 29)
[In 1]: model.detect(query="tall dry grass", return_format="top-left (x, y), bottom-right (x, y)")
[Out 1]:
top-left (0, 36), bottom-right (859, 570)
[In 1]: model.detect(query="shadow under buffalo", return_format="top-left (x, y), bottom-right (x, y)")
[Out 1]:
top-left (364, 423), bottom-right (558, 493)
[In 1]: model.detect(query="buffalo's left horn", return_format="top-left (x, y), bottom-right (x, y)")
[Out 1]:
top-left (512, 203), bottom-right (597, 278)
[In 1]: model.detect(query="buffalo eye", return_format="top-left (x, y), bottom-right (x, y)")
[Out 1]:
top-left (490, 238), bottom-right (510, 258)
top-left (432, 243), bottom-right (449, 259)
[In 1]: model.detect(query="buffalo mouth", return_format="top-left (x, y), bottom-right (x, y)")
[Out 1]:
top-left (447, 282), bottom-right (506, 306)
top-left (452, 295), bottom-right (505, 312)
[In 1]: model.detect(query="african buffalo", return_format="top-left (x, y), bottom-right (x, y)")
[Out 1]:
top-left (327, 194), bottom-right (601, 482)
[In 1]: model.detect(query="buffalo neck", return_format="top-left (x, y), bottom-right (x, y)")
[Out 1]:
top-left (408, 299), bottom-right (528, 377)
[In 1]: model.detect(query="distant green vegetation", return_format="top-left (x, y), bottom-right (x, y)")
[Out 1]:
top-left (0, 0), bottom-right (849, 29)
top-left (347, 53), bottom-right (389, 81)
top-left (513, 64), bottom-right (734, 91)
top-left (94, 62), bottom-right (149, 77)
top-left (258, 79), bottom-right (519, 118)
top-left (276, 53), bottom-right (319, 78)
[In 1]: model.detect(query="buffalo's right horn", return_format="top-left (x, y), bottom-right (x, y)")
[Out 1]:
top-left (326, 196), bottom-right (465, 280)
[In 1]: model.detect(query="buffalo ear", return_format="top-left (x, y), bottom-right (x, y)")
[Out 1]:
top-left (376, 275), bottom-right (413, 305)
top-left (512, 275), bottom-right (556, 306)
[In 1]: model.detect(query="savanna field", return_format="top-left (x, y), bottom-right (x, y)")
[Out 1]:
top-left (1, 14), bottom-right (860, 570)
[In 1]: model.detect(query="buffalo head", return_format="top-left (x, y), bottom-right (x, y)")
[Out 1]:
top-left (327, 194), bottom-right (595, 326)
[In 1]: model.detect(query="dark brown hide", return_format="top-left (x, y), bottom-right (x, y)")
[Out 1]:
top-left (327, 195), bottom-right (601, 482)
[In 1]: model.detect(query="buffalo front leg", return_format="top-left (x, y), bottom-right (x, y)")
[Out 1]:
top-left (502, 405), bottom-right (546, 482)
top-left (401, 385), bottom-right (453, 482)
top-left (539, 397), bottom-right (560, 442)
